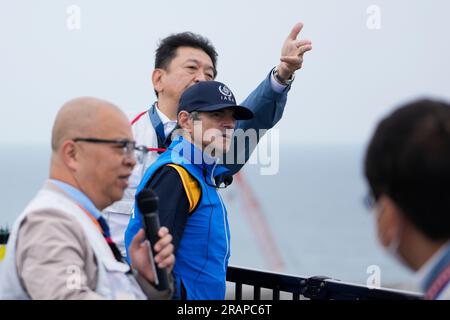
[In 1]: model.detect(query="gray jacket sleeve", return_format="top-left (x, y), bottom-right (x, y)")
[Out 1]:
top-left (16, 210), bottom-right (104, 300)
top-left (16, 210), bottom-right (173, 300)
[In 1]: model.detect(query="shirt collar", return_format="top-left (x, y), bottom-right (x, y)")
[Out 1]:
top-left (154, 103), bottom-right (172, 124)
top-left (155, 103), bottom-right (177, 138)
top-left (49, 179), bottom-right (102, 219)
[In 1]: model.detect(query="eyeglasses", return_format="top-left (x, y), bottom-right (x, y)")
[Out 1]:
top-left (73, 137), bottom-right (148, 164)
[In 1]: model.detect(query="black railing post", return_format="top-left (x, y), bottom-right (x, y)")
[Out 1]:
top-left (253, 286), bottom-right (261, 300)
top-left (235, 282), bottom-right (242, 300)
top-left (272, 288), bottom-right (280, 300)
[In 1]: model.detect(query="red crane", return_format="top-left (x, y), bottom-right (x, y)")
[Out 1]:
top-left (231, 171), bottom-right (286, 272)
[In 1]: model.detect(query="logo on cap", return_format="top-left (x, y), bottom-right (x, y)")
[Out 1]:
top-left (219, 85), bottom-right (235, 103)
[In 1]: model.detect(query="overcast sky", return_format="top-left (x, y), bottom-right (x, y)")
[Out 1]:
top-left (1, 0), bottom-right (449, 146)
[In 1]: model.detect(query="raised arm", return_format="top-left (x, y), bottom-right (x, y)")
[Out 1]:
top-left (225, 22), bottom-right (312, 174)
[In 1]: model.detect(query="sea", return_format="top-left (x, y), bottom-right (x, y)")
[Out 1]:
top-left (0, 143), bottom-right (416, 290)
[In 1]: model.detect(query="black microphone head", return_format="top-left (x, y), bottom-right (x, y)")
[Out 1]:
top-left (223, 174), bottom-right (233, 187)
top-left (215, 173), bottom-right (233, 188)
top-left (136, 188), bottom-right (159, 214)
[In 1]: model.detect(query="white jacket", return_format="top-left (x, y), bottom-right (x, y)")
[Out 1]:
top-left (0, 182), bottom-right (147, 300)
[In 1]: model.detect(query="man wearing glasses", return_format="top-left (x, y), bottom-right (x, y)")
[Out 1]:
top-left (0, 97), bottom-right (174, 299)
top-left (364, 98), bottom-right (450, 300)
top-left (125, 81), bottom-right (253, 299)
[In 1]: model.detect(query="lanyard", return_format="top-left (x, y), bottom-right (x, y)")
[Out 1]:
top-left (425, 263), bottom-right (450, 300)
top-left (78, 205), bottom-right (124, 263)
top-left (423, 245), bottom-right (450, 299)
top-left (130, 106), bottom-right (167, 153)
top-left (149, 104), bottom-right (167, 152)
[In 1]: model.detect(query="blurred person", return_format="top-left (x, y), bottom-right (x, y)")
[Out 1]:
top-left (365, 98), bottom-right (450, 300)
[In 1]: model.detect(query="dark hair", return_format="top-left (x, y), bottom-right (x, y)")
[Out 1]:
top-left (154, 32), bottom-right (218, 97)
top-left (364, 98), bottom-right (450, 240)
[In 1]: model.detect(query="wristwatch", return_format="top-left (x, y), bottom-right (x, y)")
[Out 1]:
top-left (273, 68), bottom-right (295, 86)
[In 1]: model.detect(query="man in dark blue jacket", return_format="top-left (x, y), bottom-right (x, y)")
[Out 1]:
top-left (105, 23), bottom-right (312, 256)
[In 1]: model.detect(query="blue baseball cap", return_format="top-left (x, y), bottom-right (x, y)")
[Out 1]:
top-left (178, 81), bottom-right (254, 120)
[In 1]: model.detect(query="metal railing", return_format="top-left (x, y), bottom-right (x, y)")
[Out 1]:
top-left (0, 226), bottom-right (425, 300)
top-left (226, 265), bottom-right (423, 300)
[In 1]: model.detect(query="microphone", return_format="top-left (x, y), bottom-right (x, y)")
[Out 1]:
top-left (203, 168), bottom-right (233, 189)
top-left (213, 172), bottom-right (233, 188)
top-left (136, 188), bottom-right (170, 291)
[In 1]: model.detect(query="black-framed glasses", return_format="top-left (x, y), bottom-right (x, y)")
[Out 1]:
top-left (73, 137), bottom-right (148, 164)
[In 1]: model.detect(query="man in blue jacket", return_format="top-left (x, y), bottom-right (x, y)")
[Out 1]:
top-left (126, 81), bottom-right (254, 299)
top-left (104, 23), bottom-right (312, 255)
